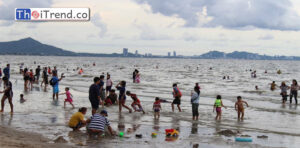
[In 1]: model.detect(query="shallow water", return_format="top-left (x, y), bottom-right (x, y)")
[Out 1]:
top-left (0, 56), bottom-right (299, 148)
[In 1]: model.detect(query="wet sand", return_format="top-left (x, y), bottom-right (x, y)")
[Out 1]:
top-left (0, 125), bottom-right (73, 148)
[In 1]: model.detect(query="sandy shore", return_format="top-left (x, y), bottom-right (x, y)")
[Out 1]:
top-left (0, 125), bottom-right (74, 148)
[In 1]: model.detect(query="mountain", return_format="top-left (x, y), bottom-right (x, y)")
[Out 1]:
top-left (0, 37), bottom-right (77, 56)
top-left (200, 51), bottom-right (225, 59)
top-left (0, 37), bottom-right (299, 60)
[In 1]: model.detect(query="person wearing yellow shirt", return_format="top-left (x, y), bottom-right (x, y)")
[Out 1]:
top-left (69, 107), bottom-right (87, 130)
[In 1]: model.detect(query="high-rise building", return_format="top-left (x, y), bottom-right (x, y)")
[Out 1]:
top-left (173, 51), bottom-right (176, 57)
top-left (168, 52), bottom-right (171, 57)
top-left (135, 50), bottom-right (138, 56)
top-left (123, 48), bottom-right (128, 56)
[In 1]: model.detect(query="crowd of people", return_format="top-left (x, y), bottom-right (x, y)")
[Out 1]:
top-left (0, 63), bottom-right (299, 137)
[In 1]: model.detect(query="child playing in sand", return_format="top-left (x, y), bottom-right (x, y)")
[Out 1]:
top-left (60, 87), bottom-right (75, 108)
top-left (20, 94), bottom-right (26, 103)
top-left (213, 95), bottom-right (226, 121)
top-left (234, 96), bottom-right (249, 120)
top-left (153, 97), bottom-right (161, 119)
top-left (116, 81), bottom-right (132, 113)
top-left (126, 91), bottom-right (145, 114)
top-left (69, 107), bottom-right (87, 131)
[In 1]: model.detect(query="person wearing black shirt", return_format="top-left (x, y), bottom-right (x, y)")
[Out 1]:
top-left (35, 65), bottom-right (41, 82)
top-left (89, 77), bottom-right (102, 115)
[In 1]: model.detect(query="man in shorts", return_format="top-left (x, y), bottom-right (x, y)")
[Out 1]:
top-left (89, 77), bottom-right (102, 115)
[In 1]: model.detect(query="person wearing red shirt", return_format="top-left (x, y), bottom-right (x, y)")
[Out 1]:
top-left (126, 91), bottom-right (145, 114)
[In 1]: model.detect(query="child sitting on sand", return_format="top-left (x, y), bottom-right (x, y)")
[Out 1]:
top-left (20, 94), bottom-right (26, 103)
top-left (69, 107), bottom-right (87, 131)
top-left (104, 96), bottom-right (113, 106)
top-left (234, 96), bottom-right (249, 120)
top-left (153, 97), bottom-right (161, 119)
top-left (107, 89), bottom-right (118, 105)
top-left (126, 91), bottom-right (145, 114)
top-left (60, 87), bottom-right (75, 109)
top-left (213, 95), bottom-right (226, 121)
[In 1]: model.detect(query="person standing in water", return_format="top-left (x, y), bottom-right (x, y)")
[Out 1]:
top-left (290, 79), bottom-right (299, 104)
top-left (41, 67), bottom-right (48, 91)
top-left (191, 86), bottom-right (200, 120)
top-left (132, 69), bottom-right (137, 83)
top-left (89, 77), bottom-right (102, 115)
top-left (3, 64), bottom-right (10, 80)
top-left (213, 95), bottom-right (226, 121)
top-left (116, 81), bottom-right (132, 113)
top-left (50, 72), bottom-right (63, 100)
top-left (23, 69), bottom-right (30, 91)
top-left (52, 66), bottom-right (57, 75)
top-left (234, 96), bottom-right (249, 120)
top-left (135, 71), bottom-right (140, 83)
top-left (172, 83), bottom-right (182, 112)
top-left (35, 65), bottom-right (41, 83)
top-left (153, 97), bottom-right (161, 119)
top-left (0, 77), bottom-right (13, 113)
top-left (280, 82), bottom-right (290, 104)
top-left (98, 75), bottom-right (105, 108)
top-left (105, 74), bottom-right (113, 98)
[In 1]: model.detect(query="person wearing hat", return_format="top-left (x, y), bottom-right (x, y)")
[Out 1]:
top-left (0, 76), bottom-right (13, 113)
top-left (87, 110), bottom-right (115, 136)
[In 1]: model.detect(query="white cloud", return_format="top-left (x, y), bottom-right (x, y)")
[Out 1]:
top-left (91, 13), bottom-right (107, 38)
top-left (135, 0), bottom-right (300, 31)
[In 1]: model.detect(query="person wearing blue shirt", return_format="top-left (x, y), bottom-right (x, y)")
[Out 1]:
top-left (3, 64), bottom-right (10, 80)
top-left (116, 81), bottom-right (132, 113)
top-left (51, 72), bottom-right (63, 100)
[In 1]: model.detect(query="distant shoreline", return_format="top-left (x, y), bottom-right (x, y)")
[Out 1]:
top-left (0, 54), bottom-right (299, 61)
top-left (1, 38), bottom-right (299, 61)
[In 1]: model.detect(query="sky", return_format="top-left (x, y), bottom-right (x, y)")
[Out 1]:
top-left (1, 0), bottom-right (300, 56)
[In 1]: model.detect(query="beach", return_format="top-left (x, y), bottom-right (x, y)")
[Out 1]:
top-left (0, 55), bottom-right (299, 148)
top-left (0, 125), bottom-right (73, 148)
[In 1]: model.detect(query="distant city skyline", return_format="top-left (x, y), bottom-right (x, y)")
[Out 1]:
top-left (1, 0), bottom-right (300, 56)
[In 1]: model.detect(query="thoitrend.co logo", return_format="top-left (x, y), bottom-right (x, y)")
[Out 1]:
top-left (15, 8), bottom-right (90, 21)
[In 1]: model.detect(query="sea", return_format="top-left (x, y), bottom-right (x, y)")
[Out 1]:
top-left (0, 55), bottom-right (299, 148)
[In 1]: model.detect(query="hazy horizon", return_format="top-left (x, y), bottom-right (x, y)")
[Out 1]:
top-left (1, 0), bottom-right (300, 56)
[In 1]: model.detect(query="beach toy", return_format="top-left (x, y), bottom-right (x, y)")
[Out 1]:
top-left (151, 132), bottom-right (157, 137)
top-left (165, 129), bottom-right (179, 137)
top-left (119, 132), bottom-right (124, 137)
top-left (235, 137), bottom-right (253, 142)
